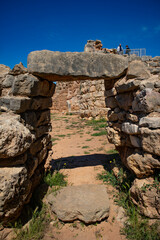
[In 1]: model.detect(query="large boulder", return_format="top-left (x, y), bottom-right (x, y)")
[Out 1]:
top-left (27, 51), bottom-right (128, 81)
top-left (126, 151), bottom-right (160, 178)
top-left (0, 113), bottom-right (35, 159)
top-left (0, 64), bottom-right (11, 79)
top-left (140, 128), bottom-right (160, 156)
top-left (127, 60), bottom-right (150, 79)
top-left (46, 184), bottom-right (110, 223)
top-left (132, 89), bottom-right (160, 113)
top-left (0, 166), bottom-right (32, 224)
top-left (130, 178), bottom-right (160, 219)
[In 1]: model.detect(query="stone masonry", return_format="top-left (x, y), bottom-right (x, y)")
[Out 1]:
top-left (28, 51), bottom-right (160, 219)
top-left (51, 80), bottom-right (81, 113)
top-left (0, 63), bottom-right (55, 225)
top-left (0, 51), bottom-right (160, 225)
top-left (51, 79), bottom-right (108, 119)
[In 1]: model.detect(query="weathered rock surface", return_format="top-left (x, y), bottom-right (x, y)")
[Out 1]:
top-left (12, 73), bottom-right (55, 97)
top-left (0, 113), bottom-right (35, 158)
top-left (140, 128), bottom-right (160, 156)
top-left (139, 116), bottom-right (160, 129)
top-left (0, 64), bottom-right (11, 79)
top-left (9, 62), bottom-right (27, 75)
top-left (127, 60), bottom-right (150, 79)
top-left (130, 178), bottom-right (160, 219)
top-left (47, 185), bottom-right (110, 223)
top-left (27, 51), bottom-right (128, 81)
top-left (126, 151), bottom-right (160, 178)
top-left (132, 89), bottom-right (160, 113)
top-left (0, 166), bottom-right (32, 224)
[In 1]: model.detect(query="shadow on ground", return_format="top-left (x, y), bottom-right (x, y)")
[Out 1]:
top-left (50, 153), bottom-right (121, 172)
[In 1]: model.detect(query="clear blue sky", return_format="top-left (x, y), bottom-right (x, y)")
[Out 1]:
top-left (1, 0), bottom-right (160, 69)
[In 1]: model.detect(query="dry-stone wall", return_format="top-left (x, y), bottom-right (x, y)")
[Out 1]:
top-left (28, 51), bottom-right (160, 219)
top-left (0, 51), bottom-right (160, 225)
top-left (51, 79), bottom-right (107, 119)
top-left (79, 79), bottom-right (107, 119)
top-left (106, 57), bottom-right (160, 219)
top-left (51, 80), bottom-right (81, 113)
top-left (0, 63), bottom-right (55, 225)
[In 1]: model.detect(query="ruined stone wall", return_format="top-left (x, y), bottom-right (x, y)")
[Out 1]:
top-left (51, 79), bottom-right (107, 118)
top-left (51, 80), bottom-right (81, 113)
top-left (0, 51), bottom-right (160, 225)
top-left (79, 79), bottom-right (108, 119)
top-left (0, 63), bottom-right (55, 225)
top-left (106, 57), bottom-right (160, 218)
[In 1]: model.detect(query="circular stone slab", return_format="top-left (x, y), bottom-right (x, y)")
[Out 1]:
top-left (46, 184), bottom-right (110, 223)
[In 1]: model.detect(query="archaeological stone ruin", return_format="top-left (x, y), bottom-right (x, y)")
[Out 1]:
top-left (0, 49), bottom-right (160, 225)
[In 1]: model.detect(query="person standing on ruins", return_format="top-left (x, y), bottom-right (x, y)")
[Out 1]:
top-left (125, 45), bottom-right (131, 55)
top-left (117, 44), bottom-right (123, 55)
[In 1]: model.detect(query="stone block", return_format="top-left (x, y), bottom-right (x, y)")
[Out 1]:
top-left (126, 113), bottom-right (138, 122)
top-left (0, 113), bottom-right (35, 158)
top-left (27, 51), bottom-right (128, 81)
top-left (12, 73), bottom-right (54, 97)
top-left (130, 178), bottom-right (160, 219)
top-left (105, 87), bottom-right (117, 97)
top-left (132, 89), bottom-right (160, 113)
top-left (105, 96), bottom-right (118, 109)
top-left (116, 92), bottom-right (133, 111)
top-left (127, 60), bottom-right (150, 79)
top-left (122, 122), bottom-right (140, 135)
top-left (129, 135), bottom-right (141, 148)
top-left (35, 125), bottom-right (52, 138)
top-left (140, 128), bottom-right (160, 156)
top-left (139, 116), bottom-right (160, 129)
top-left (0, 166), bottom-right (32, 224)
top-left (0, 153), bottom-right (27, 167)
top-left (9, 62), bottom-right (28, 75)
top-left (0, 96), bottom-right (31, 113)
top-left (31, 97), bottom-right (52, 110)
top-left (107, 127), bottom-right (123, 146)
top-left (127, 151), bottom-right (160, 178)
top-left (2, 75), bottom-right (15, 88)
top-left (115, 78), bottom-right (140, 93)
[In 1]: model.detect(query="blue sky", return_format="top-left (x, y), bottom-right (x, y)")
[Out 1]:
top-left (1, 0), bottom-right (160, 69)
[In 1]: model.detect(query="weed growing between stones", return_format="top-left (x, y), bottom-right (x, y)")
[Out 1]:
top-left (98, 166), bottom-right (160, 240)
top-left (13, 205), bottom-right (50, 240)
top-left (44, 171), bottom-right (67, 187)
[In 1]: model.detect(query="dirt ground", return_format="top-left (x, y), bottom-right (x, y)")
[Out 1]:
top-left (1, 113), bottom-right (127, 240)
top-left (43, 113), bottom-right (127, 240)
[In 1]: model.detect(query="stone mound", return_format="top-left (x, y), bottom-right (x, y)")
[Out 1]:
top-left (46, 184), bottom-right (110, 223)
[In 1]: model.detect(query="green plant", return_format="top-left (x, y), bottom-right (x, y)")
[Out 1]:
top-left (82, 146), bottom-right (89, 149)
top-left (91, 130), bottom-right (106, 136)
top-left (51, 137), bottom-right (59, 142)
top-left (106, 149), bottom-right (118, 154)
top-left (84, 151), bottom-right (90, 154)
top-left (56, 134), bottom-right (66, 138)
top-left (13, 205), bottom-right (49, 240)
top-left (98, 167), bottom-right (160, 240)
top-left (44, 171), bottom-right (67, 187)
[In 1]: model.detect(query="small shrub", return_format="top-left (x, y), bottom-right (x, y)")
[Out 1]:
top-left (44, 172), bottom-right (67, 187)
top-left (13, 205), bottom-right (49, 240)
top-left (98, 167), bottom-right (159, 240)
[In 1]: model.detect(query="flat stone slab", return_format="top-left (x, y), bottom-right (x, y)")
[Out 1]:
top-left (46, 184), bottom-right (110, 223)
top-left (27, 51), bottom-right (128, 81)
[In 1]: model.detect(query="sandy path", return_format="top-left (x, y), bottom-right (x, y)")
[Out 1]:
top-left (43, 113), bottom-right (127, 240)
